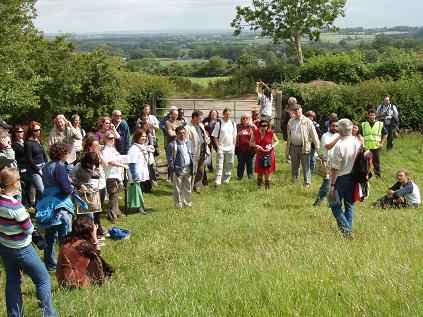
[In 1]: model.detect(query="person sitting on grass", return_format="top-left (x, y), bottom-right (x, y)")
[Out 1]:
top-left (374, 170), bottom-right (421, 209)
top-left (56, 215), bottom-right (113, 289)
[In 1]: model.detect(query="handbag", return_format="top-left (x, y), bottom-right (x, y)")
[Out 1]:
top-left (128, 182), bottom-right (144, 210)
top-left (76, 188), bottom-right (101, 214)
top-left (316, 159), bottom-right (328, 177)
top-left (260, 154), bottom-right (272, 168)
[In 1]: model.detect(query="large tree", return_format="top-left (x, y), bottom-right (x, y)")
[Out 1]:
top-left (231, 0), bottom-right (347, 65)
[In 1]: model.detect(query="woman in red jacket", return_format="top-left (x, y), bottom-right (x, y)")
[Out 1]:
top-left (252, 120), bottom-right (279, 189)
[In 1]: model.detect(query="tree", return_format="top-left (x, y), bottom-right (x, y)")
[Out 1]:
top-left (0, 0), bottom-right (41, 118)
top-left (231, 0), bottom-right (347, 65)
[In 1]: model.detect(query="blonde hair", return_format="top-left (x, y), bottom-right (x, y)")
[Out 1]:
top-left (397, 169), bottom-right (410, 178)
top-left (0, 168), bottom-right (19, 192)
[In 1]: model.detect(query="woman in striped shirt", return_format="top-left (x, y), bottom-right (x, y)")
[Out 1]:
top-left (0, 167), bottom-right (57, 317)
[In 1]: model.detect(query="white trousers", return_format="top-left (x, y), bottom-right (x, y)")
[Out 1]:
top-left (173, 167), bottom-right (192, 208)
top-left (215, 150), bottom-right (234, 184)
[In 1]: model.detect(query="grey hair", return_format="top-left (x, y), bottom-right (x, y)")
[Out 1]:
top-left (112, 110), bottom-right (122, 116)
top-left (241, 112), bottom-right (251, 118)
top-left (287, 97), bottom-right (297, 106)
top-left (337, 119), bottom-right (353, 136)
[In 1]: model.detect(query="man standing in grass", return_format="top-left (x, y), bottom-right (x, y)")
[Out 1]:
top-left (360, 109), bottom-right (387, 177)
top-left (313, 119), bottom-right (340, 206)
top-left (376, 95), bottom-right (399, 150)
top-left (112, 110), bottom-right (130, 155)
top-left (329, 119), bottom-right (360, 239)
top-left (212, 108), bottom-right (237, 186)
top-left (186, 111), bottom-right (210, 193)
top-left (167, 126), bottom-right (193, 208)
top-left (286, 98), bottom-right (320, 188)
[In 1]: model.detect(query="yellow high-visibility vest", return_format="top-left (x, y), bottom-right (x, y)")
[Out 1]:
top-left (362, 121), bottom-right (383, 150)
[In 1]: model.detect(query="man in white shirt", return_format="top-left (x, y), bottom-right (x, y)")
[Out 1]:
top-left (329, 119), bottom-right (360, 238)
top-left (376, 95), bottom-right (399, 150)
top-left (313, 119), bottom-right (340, 206)
top-left (212, 108), bottom-right (237, 186)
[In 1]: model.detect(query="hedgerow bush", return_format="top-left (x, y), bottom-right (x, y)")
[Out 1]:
top-left (371, 49), bottom-right (419, 80)
top-left (278, 75), bottom-right (423, 130)
top-left (299, 51), bottom-right (370, 83)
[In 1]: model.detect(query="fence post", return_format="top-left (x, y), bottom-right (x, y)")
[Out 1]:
top-left (152, 96), bottom-right (157, 115)
top-left (275, 90), bottom-right (283, 133)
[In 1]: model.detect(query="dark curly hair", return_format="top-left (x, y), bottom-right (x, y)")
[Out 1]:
top-left (49, 143), bottom-right (70, 161)
top-left (63, 215), bottom-right (96, 244)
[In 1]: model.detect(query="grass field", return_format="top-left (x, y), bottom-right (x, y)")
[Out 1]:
top-left (150, 58), bottom-right (210, 66)
top-left (188, 76), bottom-right (230, 87)
top-left (1, 134), bottom-right (423, 316)
top-left (318, 33), bottom-right (376, 44)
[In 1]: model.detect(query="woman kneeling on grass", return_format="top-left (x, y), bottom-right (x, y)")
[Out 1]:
top-left (374, 170), bottom-right (421, 209)
top-left (0, 167), bottom-right (57, 317)
top-left (56, 215), bottom-right (113, 288)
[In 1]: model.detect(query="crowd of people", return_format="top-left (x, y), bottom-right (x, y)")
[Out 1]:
top-left (0, 92), bottom-right (420, 316)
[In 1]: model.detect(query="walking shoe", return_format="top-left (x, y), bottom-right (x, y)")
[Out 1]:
top-left (138, 207), bottom-right (148, 215)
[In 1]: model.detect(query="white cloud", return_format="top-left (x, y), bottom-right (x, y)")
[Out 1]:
top-left (34, 0), bottom-right (422, 33)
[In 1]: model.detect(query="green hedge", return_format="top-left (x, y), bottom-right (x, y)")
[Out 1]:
top-left (277, 75), bottom-right (423, 130)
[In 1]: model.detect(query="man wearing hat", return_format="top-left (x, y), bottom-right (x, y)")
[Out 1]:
top-left (286, 97), bottom-right (320, 187)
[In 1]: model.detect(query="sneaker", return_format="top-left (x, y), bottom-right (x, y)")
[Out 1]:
top-left (223, 179), bottom-right (230, 184)
top-left (184, 202), bottom-right (193, 208)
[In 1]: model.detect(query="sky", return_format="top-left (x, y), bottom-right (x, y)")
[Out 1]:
top-left (34, 0), bottom-right (423, 34)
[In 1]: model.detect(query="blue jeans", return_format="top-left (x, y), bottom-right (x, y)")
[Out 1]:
top-left (44, 222), bottom-right (69, 271)
top-left (29, 173), bottom-right (44, 206)
top-left (0, 244), bottom-right (57, 317)
top-left (330, 174), bottom-right (355, 233)
top-left (316, 177), bottom-right (330, 201)
top-left (237, 152), bottom-right (254, 179)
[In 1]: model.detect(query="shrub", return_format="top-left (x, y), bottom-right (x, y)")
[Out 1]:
top-left (278, 75), bottom-right (423, 130)
top-left (299, 51), bottom-right (370, 83)
top-left (371, 49), bottom-right (419, 80)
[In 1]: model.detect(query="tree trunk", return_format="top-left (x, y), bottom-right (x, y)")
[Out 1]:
top-left (293, 34), bottom-right (304, 65)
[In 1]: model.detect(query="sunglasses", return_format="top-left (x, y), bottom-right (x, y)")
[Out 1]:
top-left (16, 130), bottom-right (24, 133)
top-left (33, 129), bottom-right (41, 132)
top-left (260, 125), bottom-right (268, 128)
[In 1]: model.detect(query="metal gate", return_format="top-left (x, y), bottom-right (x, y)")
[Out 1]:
top-left (155, 97), bottom-right (282, 131)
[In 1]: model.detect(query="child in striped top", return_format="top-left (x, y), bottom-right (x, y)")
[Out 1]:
top-left (0, 167), bottom-right (57, 317)
top-left (0, 190), bottom-right (33, 249)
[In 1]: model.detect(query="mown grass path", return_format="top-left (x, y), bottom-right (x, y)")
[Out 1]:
top-left (1, 134), bottom-right (423, 316)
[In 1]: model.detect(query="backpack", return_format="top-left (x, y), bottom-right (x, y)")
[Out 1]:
top-left (215, 119), bottom-right (236, 140)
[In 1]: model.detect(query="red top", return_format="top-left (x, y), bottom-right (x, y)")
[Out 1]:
top-left (254, 129), bottom-right (276, 174)
top-left (236, 124), bottom-right (255, 154)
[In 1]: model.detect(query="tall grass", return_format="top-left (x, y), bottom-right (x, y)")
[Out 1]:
top-left (1, 134), bottom-right (422, 316)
